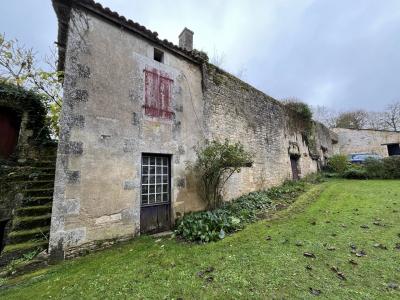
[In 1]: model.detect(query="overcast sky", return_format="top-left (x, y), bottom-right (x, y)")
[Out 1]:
top-left (1, 0), bottom-right (399, 111)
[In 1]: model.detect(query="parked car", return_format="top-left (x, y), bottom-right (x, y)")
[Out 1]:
top-left (349, 153), bottom-right (382, 164)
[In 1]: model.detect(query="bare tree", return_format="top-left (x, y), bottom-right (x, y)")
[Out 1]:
top-left (381, 101), bottom-right (400, 131)
top-left (312, 105), bottom-right (338, 128)
top-left (0, 33), bottom-right (62, 136)
top-left (365, 111), bottom-right (385, 130)
top-left (0, 34), bottom-right (33, 86)
top-left (235, 66), bottom-right (247, 80)
top-left (335, 110), bottom-right (368, 129)
top-left (210, 46), bottom-right (226, 68)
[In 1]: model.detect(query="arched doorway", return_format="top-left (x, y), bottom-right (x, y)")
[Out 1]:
top-left (290, 155), bottom-right (300, 180)
top-left (0, 107), bottom-right (21, 159)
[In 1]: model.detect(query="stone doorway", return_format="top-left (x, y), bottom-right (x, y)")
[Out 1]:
top-left (140, 154), bottom-right (171, 234)
top-left (0, 107), bottom-right (21, 159)
top-left (387, 143), bottom-right (400, 156)
top-left (0, 219), bottom-right (10, 254)
top-left (290, 155), bottom-right (300, 180)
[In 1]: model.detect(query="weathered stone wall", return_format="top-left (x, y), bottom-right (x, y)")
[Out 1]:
top-left (49, 8), bottom-right (338, 258)
top-left (332, 128), bottom-right (400, 157)
top-left (49, 9), bottom-right (206, 258)
top-left (203, 65), bottom-right (338, 199)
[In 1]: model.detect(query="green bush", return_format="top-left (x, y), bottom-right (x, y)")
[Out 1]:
top-left (175, 180), bottom-right (309, 243)
top-left (283, 100), bottom-right (313, 121)
top-left (327, 155), bottom-right (349, 174)
top-left (190, 139), bottom-right (253, 210)
top-left (337, 156), bottom-right (400, 179)
top-left (174, 210), bottom-right (242, 242)
top-left (382, 156), bottom-right (400, 179)
top-left (342, 168), bottom-right (368, 179)
top-left (364, 158), bottom-right (385, 178)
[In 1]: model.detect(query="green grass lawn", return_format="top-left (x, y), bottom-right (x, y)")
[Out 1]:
top-left (1, 179), bottom-right (400, 299)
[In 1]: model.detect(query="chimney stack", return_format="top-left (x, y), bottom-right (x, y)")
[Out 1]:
top-left (179, 27), bottom-right (194, 51)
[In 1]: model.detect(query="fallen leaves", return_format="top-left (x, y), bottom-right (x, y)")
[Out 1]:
top-left (373, 243), bottom-right (387, 250)
top-left (372, 221), bottom-right (384, 226)
top-left (197, 266), bottom-right (215, 284)
top-left (348, 259), bottom-right (358, 265)
top-left (304, 252), bottom-right (316, 258)
top-left (387, 282), bottom-right (399, 290)
top-left (309, 287), bottom-right (321, 296)
top-left (355, 250), bottom-right (367, 257)
top-left (330, 266), bottom-right (347, 281)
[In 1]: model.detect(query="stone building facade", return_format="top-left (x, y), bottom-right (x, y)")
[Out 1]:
top-left (333, 128), bottom-right (400, 157)
top-left (50, 0), bottom-right (338, 259)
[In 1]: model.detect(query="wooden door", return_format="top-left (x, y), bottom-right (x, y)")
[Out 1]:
top-left (140, 154), bottom-right (171, 234)
top-left (0, 108), bottom-right (20, 159)
top-left (290, 156), bottom-right (300, 180)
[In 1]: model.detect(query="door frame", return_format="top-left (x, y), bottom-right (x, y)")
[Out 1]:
top-left (139, 153), bottom-right (172, 234)
top-left (290, 154), bottom-right (300, 180)
top-left (0, 106), bottom-right (22, 159)
top-left (387, 143), bottom-right (400, 156)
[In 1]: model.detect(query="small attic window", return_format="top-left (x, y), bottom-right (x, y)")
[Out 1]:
top-left (154, 48), bottom-right (164, 63)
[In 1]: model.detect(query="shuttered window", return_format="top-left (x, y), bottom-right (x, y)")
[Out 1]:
top-left (144, 68), bottom-right (173, 120)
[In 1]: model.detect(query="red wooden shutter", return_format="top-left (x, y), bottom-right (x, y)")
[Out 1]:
top-left (144, 68), bottom-right (173, 119)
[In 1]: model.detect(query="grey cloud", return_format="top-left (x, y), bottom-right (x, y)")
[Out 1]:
top-left (1, 0), bottom-right (399, 111)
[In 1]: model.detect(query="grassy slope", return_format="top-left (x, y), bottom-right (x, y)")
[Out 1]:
top-left (1, 180), bottom-right (399, 299)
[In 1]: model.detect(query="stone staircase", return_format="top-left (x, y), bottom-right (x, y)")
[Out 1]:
top-left (0, 156), bottom-right (56, 272)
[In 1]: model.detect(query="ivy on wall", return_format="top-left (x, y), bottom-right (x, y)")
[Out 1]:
top-left (283, 101), bottom-right (319, 159)
top-left (0, 81), bottom-right (52, 147)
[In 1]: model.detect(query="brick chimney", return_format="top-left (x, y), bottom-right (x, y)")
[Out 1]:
top-left (179, 27), bottom-right (194, 51)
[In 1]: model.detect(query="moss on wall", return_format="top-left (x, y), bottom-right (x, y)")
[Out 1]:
top-left (0, 81), bottom-right (51, 150)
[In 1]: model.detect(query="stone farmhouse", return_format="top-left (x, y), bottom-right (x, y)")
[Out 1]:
top-left (2, 0), bottom-right (399, 264)
top-left (48, 0), bottom-right (342, 259)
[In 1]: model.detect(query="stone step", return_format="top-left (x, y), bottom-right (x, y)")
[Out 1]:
top-left (0, 241), bottom-right (48, 267)
top-left (0, 258), bottom-right (47, 279)
top-left (30, 167), bottom-right (56, 173)
top-left (23, 196), bottom-right (53, 206)
top-left (31, 160), bottom-right (56, 167)
top-left (6, 171), bottom-right (55, 182)
top-left (32, 173), bottom-right (55, 181)
top-left (6, 226), bottom-right (50, 244)
top-left (23, 188), bottom-right (54, 197)
top-left (15, 205), bottom-right (52, 217)
top-left (12, 214), bottom-right (51, 230)
top-left (11, 180), bottom-right (54, 189)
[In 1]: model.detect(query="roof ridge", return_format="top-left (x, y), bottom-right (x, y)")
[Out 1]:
top-left (53, 0), bottom-right (208, 73)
